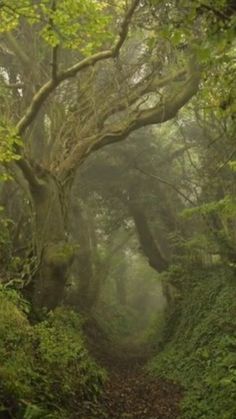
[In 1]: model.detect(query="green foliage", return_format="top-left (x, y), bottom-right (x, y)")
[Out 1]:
top-left (0, 120), bottom-right (21, 181)
top-left (0, 121), bottom-right (21, 162)
top-left (182, 196), bottom-right (236, 219)
top-left (0, 287), bottom-right (105, 418)
top-left (148, 267), bottom-right (236, 419)
top-left (0, 208), bottom-right (35, 284)
top-left (228, 160), bottom-right (236, 172)
top-left (94, 303), bottom-right (141, 341)
top-left (180, 196), bottom-right (236, 264)
top-left (148, 0), bottom-right (235, 68)
top-left (0, 0), bottom-right (114, 54)
top-left (41, 0), bottom-right (113, 53)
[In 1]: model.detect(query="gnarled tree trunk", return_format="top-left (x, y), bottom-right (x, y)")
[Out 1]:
top-left (29, 173), bottom-right (74, 310)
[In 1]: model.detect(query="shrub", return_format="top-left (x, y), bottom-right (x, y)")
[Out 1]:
top-left (0, 286), bottom-right (105, 418)
top-left (148, 267), bottom-right (236, 419)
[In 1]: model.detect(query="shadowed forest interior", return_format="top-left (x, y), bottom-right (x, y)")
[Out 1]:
top-left (0, 1), bottom-right (235, 418)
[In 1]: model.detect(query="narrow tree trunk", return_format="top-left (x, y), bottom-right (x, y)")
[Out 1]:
top-left (69, 203), bottom-right (99, 311)
top-left (128, 201), bottom-right (169, 273)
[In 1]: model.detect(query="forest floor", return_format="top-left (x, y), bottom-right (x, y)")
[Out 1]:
top-left (100, 364), bottom-right (182, 418)
top-left (75, 334), bottom-right (183, 419)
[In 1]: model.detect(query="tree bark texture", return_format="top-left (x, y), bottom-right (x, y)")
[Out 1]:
top-left (30, 174), bottom-right (74, 310)
top-left (128, 201), bottom-right (169, 273)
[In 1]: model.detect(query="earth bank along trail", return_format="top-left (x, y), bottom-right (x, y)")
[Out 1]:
top-left (75, 342), bottom-right (183, 419)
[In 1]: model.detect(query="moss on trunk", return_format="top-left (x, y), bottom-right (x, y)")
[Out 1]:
top-left (30, 174), bottom-right (74, 310)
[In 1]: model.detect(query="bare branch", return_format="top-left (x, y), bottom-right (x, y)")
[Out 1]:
top-left (112, 0), bottom-right (140, 57)
top-left (134, 165), bottom-right (195, 205)
top-left (52, 45), bottom-right (59, 80)
top-left (3, 81), bottom-right (24, 89)
top-left (17, 78), bottom-right (57, 136)
top-left (57, 63), bottom-right (201, 177)
top-left (6, 158), bottom-right (43, 191)
top-left (50, 0), bottom-right (59, 81)
top-left (92, 65), bottom-right (201, 150)
top-left (99, 68), bottom-right (187, 128)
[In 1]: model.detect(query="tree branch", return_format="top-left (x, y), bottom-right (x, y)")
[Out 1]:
top-left (15, 158), bottom-right (43, 190)
top-left (2, 81), bottom-right (24, 89)
top-left (16, 0), bottom-right (139, 137)
top-left (50, 0), bottom-right (59, 81)
top-left (91, 65), bottom-right (201, 151)
top-left (134, 165), bottom-right (195, 205)
top-left (51, 45), bottom-right (59, 80)
top-left (99, 68), bottom-right (187, 128)
top-left (5, 157), bottom-right (43, 191)
top-left (57, 62), bottom-right (200, 177)
top-left (112, 0), bottom-right (140, 56)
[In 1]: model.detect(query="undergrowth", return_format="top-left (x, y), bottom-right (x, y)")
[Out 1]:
top-left (148, 266), bottom-right (236, 419)
top-left (0, 286), bottom-right (106, 419)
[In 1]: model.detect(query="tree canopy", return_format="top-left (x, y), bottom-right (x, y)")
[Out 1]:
top-left (0, 2), bottom-right (236, 418)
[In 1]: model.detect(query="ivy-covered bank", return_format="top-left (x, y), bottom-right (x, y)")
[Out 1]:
top-left (149, 266), bottom-right (236, 419)
top-left (0, 287), bottom-right (105, 419)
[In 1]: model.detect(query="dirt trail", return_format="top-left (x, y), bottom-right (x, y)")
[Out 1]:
top-left (101, 368), bottom-right (182, 418)
top-left (75, 343), bottom-right (183, 419)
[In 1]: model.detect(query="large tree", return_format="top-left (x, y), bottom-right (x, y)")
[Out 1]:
top-left (0, 0), bottom-right (233, 309)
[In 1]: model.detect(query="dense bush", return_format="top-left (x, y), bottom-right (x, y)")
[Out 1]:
top-left (148, 267), bottom-right (236, 419)
top-left (0, 286), bottom-right (106, 418)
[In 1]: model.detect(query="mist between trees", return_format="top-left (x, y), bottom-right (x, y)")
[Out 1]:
top-left (0, 1), bottom-right (235, 418)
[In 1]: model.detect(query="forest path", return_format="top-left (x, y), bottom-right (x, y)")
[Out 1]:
top-left (100, 367), bottom-right (182, 418)
top-left (76, 340), bottom-right (182, 419)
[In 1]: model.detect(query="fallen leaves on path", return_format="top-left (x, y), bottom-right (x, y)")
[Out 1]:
top-left (74, 367), bottom-right (182, 418)
top-left (75, 324), bottom-right (183, 418)
top-left (101, 369), bottom-right (182, 419)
